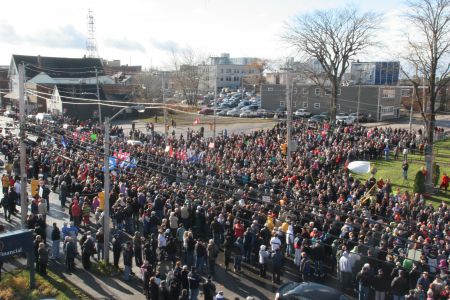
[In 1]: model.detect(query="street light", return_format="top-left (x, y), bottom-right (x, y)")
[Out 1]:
top-left (103, 105), bottom-right (145, 264)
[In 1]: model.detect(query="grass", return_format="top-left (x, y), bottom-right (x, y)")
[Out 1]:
top-left (353, 139), bottom-right (450, 206)
top-left (92, 260), bottom-right (121, 277)
top-left (0, 269), bottom-right (91, 300)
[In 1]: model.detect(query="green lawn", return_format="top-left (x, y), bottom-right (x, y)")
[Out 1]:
top-left (0, 269), bottom-right (91, 300)
top-left (353, 139), bottom-right (450, 205)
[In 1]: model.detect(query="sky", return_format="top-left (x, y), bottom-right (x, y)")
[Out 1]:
top-left (0, 0), bottom-right (410, 69)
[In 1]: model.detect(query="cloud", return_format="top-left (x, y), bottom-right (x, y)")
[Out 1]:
top-left (150, 39), bottom-right (180, 53)
top-left (104, 38), bottom-right (146, 53)
top-left (33, 25), bottom-right (86, 49)
top-left (0, 23), bottom-right (23, 44)
top-left (0, 23), bottom-right (85, 49)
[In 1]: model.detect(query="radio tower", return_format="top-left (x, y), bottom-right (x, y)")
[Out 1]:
top-left (86, 9), bottom-right (99, 58)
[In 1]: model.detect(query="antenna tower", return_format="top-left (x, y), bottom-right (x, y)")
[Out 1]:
top-left (86, 9), bottom-right (99, 58)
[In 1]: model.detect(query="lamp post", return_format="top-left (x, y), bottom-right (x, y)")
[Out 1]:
top-left (103, 105), bottom-right (145, 263)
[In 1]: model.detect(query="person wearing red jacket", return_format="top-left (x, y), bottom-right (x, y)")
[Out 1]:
top-left (440, 173), bottom-right (450, 192)
top-left (233, 220), bottom-right (244, 239)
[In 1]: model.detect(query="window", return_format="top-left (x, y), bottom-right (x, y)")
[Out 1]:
top-left (381, 106), bottom-right (394, 114)
top-left (337, 104), bottom-right (341, 110)
top-left (267, 87), bottom-right (274, 91)
top-left (280, 101), bottom-right (285, 107)
top-left (226, 69), bottom-right (231, 73)
top-left (382, 89), bottom-right (395, 98)
top-left (324, 88), bottom-right (331, 96)
top-left (337, 88), bottom-right (341, 95)
top-left (314, 103), bottom-right (320, 109)
top-left (401, 88), bottom-right (412, 97)
top-left (293, 88), bottom-right (298, 94)
top-left (303, 88), bottom-right (309, 95)
top-left (292, 101), bottom-right (297, 108)
top-left (220, 77), bottom-right (223, 81)
top-left (302, 102), bottom-right (308, 108)
top-left (220, 69), bottom-right (223, 74)
top-left (315, 88), bottom-right (321, 96)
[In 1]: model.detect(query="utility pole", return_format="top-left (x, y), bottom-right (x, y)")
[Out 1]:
top-left (103, 117), bottom-right (110, 263)
top-left (18, 64), bottom-right (27, 228)
top-left (356, 69), bottom-right (362, 125)
top-left (285, 70), bottom-right (292, 170)
top-left (213, 66), bottom-right (217, 140)
top-left (162, 72), bottom-right (168, 143)
top-left (95, 67), bottom-right (102, 124)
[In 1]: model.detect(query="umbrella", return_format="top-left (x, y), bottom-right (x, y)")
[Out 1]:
top-left (348, 161), bottom-right (371, 174)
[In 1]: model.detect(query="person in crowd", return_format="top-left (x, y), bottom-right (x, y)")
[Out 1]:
top-left (372, 268), bottom-right (388, 300)
top-left (123, 241), bottom-right (134, 281)
top-left (356, 264), bottom-right (373, 300)
top-left (202, 276), bottom-right (216, 300)
top-left (391, 269), bottom-right (410, 300)
top-left (38, 242), bottom-right (48, 276)
top-left (271, 248), bottom-right (284, 284)
top-left (50, 222), bottom-right (61, 260)
top-left (188, 266), bottom-right (201, 300)
top-left (258, 245), bottom-right (270, 278)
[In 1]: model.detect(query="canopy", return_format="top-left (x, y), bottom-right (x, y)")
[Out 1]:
top-left (348, 161), bottom-right (371, 174)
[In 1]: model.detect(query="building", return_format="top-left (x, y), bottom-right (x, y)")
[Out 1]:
top-left (0, 66), bottom-right (9, 108)
top-left (199, 53), bottom-right (260, 92)
top-left (6, 55), bottom-right (136, 119)
top-left (260, 84), bottom-right (403, 121)
top-left (350, 61), bottom-right (400, 85)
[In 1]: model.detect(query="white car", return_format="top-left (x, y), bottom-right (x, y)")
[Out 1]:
top-left (239, 110), bottom-right (258, 118)
top-left (294, 109), bottom-right (311, 118)
top-left (337, 115), bottom-right (356, 125)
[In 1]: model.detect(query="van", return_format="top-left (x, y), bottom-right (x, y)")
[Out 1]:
top-left (36, 113), bottom-right (53, 122)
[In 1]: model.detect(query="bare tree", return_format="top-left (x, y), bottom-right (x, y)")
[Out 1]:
top-left (282, 8), bottom-right (380, 121)
top-left (403, 0), bottom-right (450, 143)
top-left (132, 71), bottom-right (163, 102)
top-left (171, 48), bottom-right (207, 106)
top-left (243, 59), bottom-right (268, 90)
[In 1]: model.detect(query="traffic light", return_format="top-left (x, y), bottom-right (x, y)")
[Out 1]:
top-left (280, 143), bottom-right (287, 155)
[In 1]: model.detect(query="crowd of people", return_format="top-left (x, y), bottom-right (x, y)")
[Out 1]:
top-left (0, 113), bottom-right (450, 300)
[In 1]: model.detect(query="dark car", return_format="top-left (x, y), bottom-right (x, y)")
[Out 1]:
top-left (308, 115), bottom-right (327, 124)
top-left (275, 282), bottom-right (350, 300)
top-left (198, 108), bottom-right (214, 115)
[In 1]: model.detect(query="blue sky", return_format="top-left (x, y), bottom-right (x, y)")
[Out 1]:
top-left (0, 0), bottom-right (409, 68)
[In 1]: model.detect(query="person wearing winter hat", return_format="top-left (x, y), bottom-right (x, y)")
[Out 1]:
top-left (259, 245), bottom-right (270, 278)
top-left (215, 291), bottom-right (225, 300)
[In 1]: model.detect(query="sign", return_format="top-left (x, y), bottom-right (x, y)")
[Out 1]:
top-left (0, 229), bottom-right (33, 257)
top-left (262, 195), bottom-right (272, 203)
top-left (0, 230), bottom-right (35, 288)
top-left (30, 180), bottom-right (40, 197)
top-left (98, 192), bottom-right (105, 210)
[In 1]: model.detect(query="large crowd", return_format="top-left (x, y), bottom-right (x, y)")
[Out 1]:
top-left (0, 114), bottom-right (450, 300)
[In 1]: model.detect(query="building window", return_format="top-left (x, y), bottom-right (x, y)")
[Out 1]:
top-left (220, 69), bottom-right (224, 74)
top-left (268, 87), bottom-right (274, 91)
top-left (337, 88), bottom-right (341, 95)
top-left (315, 88), bottom-right (321, 96)
top-left (401, 89), bottom-right (412, 97)
top-left (226, 69), bottom-right (231, 73)
top-left (337, 104), bottom-right (341, 110)
top-left (381, 106), bottom-right (395, 114)
top-left (303, 88), bottom-right (309, 95)
top-left (293, 88), bottom-right (298, 94)
top-left (302, 102), bottom-right (308, 108)
top-left (292, 101), bottom-right (297, 108)
top-left (280, 101), bottom-right (285, 107)
top-left (324, 88), bottom-right (331, 96)
top-left (220, 77), bottom-right (223, 81)
top-left (382, 89), bottom-right (395, 98)
top-left (314, 103), bottom-right (320, 109)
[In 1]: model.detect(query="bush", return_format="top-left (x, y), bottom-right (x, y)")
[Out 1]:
top-left (414, 170), bottom-right (426, 194)
top-left (433, 163), bottom-right (441, 187)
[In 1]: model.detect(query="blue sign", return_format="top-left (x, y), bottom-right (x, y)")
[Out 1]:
top-left (0, 229), bottom-right (34, 258)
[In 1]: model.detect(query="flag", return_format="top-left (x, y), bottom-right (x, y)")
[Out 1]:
top-left (193, 117), bottom-right (200, 125)
top-left (91, 133), bottom-right (97, 141)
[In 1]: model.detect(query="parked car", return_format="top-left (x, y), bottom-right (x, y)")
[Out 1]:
top-left (217, 108), bottom-right (230, 116)
top-left (198, 108), bottom-right (214, 115)
top-left (256, 109), bottom-right (274, 118)
top-left (349, 112), bottom-right (366, 122)
top-left (308, 115), bottom-right (327, 124)
top-left (275, 282), bottom-right (350, 300)
top-left (3, 110), bottom-right (16, 118)
top-left (337, 115), bottom-right (356, 126)
top-left (335, 113), bottom-right (348, 123)
top-left (275, 108), bottom-right (287, 118)
top-left (239, 110), bottom-right (258, 118)
top-left (36, 113), bottom-right (53, 122)
top-left (227, 108), bottom-right (241, 117)
top-left (294, 109), bottom-right (312, 118)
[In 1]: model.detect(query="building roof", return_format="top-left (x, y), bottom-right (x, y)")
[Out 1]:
top-left (12, 54), bottom-right (104, 79)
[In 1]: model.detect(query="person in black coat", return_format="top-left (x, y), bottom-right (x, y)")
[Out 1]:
top-left (112, 233), bottom-right (123, 269)
top-left (149, 277), bottom-right (159, 300)
top-left (202, 276), bottom-right (216, 300)
top-left (159, 281), bottom-right (170, 300)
